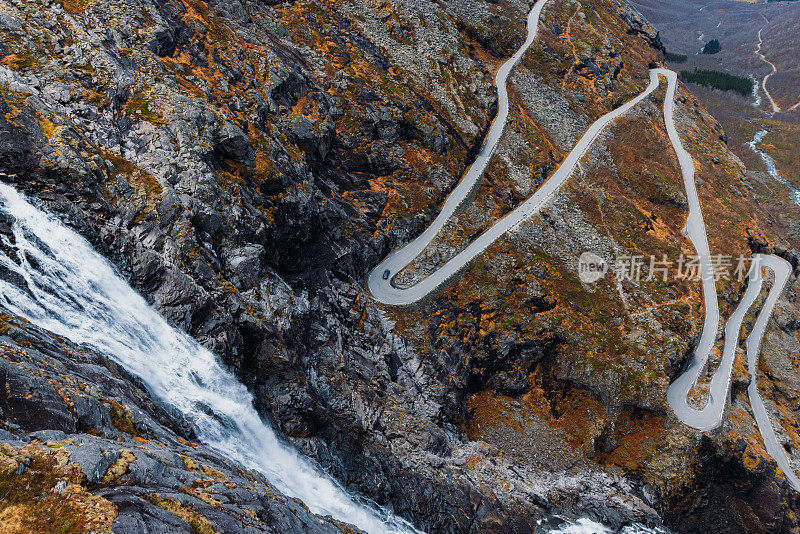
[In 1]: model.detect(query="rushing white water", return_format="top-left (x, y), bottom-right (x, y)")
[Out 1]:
top-left (548, 518), bottom-right (612, 534)
top-left (545, 517), bottom-right (665, 534)
top-left (0, 183), bottom-right (419, 533)
top-left (747, 129), bottom-right (800, 205)
top-left (750, 76), bottom-right (762, 109)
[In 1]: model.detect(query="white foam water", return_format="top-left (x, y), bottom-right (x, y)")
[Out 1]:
top-left (545, 517), bottom-right (666, 534)
top-left (750, 76), bottom-right (762, 108)
top-left (0, 182), bottom-right (419, 533)
top-left (747, 129), bottom-right (800, 205)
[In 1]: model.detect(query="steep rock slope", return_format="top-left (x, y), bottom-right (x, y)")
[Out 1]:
top-left (0, 314), bottom-right (357, 533)
top-left (0, 0), bottom-right (798, 531)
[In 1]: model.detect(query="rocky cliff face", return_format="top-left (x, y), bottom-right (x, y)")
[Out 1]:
top-left (0, 314), bottom-right (356, 533)
top-left (1, 0), bottom-right (799, 531)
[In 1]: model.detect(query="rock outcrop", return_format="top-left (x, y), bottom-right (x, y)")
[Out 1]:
top-left (0, 314), bottom-right (356, 532)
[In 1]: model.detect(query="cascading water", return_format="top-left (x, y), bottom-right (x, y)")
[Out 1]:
top-left (750, 76), bottom-right (762, 108)
top-left (545, 517), bottom-right (664, 534)
top-left (747, 129), bottom-right (800, 205)
top-left (0, 182), bottom-right (419, 534)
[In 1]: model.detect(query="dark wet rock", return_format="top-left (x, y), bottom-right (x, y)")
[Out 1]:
top-left (215, 120), bottom-right (256, 167)
top-left (614, 0), bottom-right (666, 53)
top-left (666, 437), bottom-right (799, 534)
top-left (109, 494), bottom-right (196, 534)
top-left (66, 441), bottom-right (121, 484)
top-left (0, 313), bottom-right (369, 533)
top-left (28, 429), bottom-right (67, 442)
top-left (0, 356), bottom-right (76, 433)
top-left (224, 244), bottom-right (265, 289)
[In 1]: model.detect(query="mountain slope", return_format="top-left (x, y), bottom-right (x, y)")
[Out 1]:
top-left (0, 0), bottom-right (799, 532)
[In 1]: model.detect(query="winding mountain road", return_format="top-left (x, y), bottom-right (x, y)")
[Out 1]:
top-left (368, 0), bottom-right (659, 306)
top-left (756, 22), bottom-right (781, 113)
top-left (367, 0), bottom-right (800, 490)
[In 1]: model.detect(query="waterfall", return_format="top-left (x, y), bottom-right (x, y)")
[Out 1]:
top-left (0, 182), bottom-right (418, 534)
